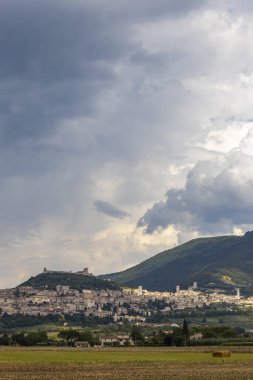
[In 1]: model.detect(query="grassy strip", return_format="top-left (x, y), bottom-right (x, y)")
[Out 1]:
top-left (0, 350), bottom-right (253, 364)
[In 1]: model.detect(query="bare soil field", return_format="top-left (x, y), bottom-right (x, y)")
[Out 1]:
top-left (2, 362), bottom-right (253, 380)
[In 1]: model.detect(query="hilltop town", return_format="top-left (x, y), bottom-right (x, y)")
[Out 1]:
top-left (0, 267), bottom-right (252, 323)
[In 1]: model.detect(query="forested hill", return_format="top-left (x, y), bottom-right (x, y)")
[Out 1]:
top-left (101, 231), bottom-right (253, 292)
top-left (19, 271), bottom-right (120, 291)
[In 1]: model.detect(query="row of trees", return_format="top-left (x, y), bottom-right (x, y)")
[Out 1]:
top-left (0, 313), bottom-right (114, 329)
top-left (0, 320), bottom-right (249, 347)
top-left (130, 320), bottom-right (190, 346)
top-left (0, 331), bottom-right (48, 346)
top-left (130, 321), bottom-right (249, 347)
top-left (0, 329), bottom-right (98, 347)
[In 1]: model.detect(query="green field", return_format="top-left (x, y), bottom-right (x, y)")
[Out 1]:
top-left (1, 347), bottom-right (253, 379)
top-left (0, 347), bottom-right (251, 363)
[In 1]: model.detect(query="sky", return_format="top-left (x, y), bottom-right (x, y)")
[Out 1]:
top-left (1, 0), bottom-right (253, 287)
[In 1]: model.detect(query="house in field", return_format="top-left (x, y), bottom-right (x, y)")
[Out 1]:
top-left (190, 332), bottom-right (203, 340)
top-left (73, 341), bottom-right (90, 348)
top-left (99, 334), bottom-right (134, 347)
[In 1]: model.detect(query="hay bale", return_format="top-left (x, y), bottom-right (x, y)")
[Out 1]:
top-left (212, 351), bottom-right (231, 357)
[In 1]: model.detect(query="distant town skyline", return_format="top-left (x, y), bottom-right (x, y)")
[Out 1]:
top-left (1, 0), bottom-right (253, 288)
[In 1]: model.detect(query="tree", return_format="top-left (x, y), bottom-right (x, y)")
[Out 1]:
top-left (152, 330), bottom-right (166, 345)
top-left (26, 331), bottom-right (48, 346)
top-left (11, 331), bottom-right (48, 346)
top-left (131, 326), bottom-right (143, 343)
top-left (182, 319), bottom-right (189, 338)
top-left (58, 329), bottom-right (81, 346)
top-left (0, 333), bottom-right (10, 346)
top-left (171, 328), bottom-right (184, 346)
top-left (12, 333), bottom-right (29, 346)
top-left (164, 334), bottom-right (173, 346)
top-left (79, 330), bottom-right (97, 346)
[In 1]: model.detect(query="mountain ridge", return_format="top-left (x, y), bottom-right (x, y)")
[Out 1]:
top-left (100, 232), bottom-right (253, 292)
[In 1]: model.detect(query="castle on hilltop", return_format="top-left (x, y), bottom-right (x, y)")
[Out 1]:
top-left (43, 267), bottom-right (91, 276)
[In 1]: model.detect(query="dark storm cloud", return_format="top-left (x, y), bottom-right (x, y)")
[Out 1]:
top-left (102, 0), bottom-right (207, 21)
top-left (0, 0), bottom-right (202, 153)
top-left (0, 1), bottom-right (125, 82)
top-left (0, 0), bottom-right (130, 146)
top-left (94, 200), bottom-right (131, 219)
top-left (0, 0), bottom-right (212, 151)
top-left (138, 151), bottom-right (253, 234)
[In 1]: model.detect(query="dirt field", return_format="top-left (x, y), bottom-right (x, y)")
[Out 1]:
top-left (0, 347), bottom-right (253, 379)
top-left (2, 362), bottom-right (253, 379)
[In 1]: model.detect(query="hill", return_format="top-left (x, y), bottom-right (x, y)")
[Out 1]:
top-left (20, 271), bottom-right (120, 292)
top-left (101, 231), bottom-right (253, 292)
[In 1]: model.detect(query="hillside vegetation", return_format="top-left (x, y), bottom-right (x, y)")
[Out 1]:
top-left (101, 232), bottom-right (253, 292)
top-left (20, 272), bottom-right (120, 291)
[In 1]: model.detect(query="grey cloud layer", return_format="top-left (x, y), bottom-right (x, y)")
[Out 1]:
top-left (1, 0), bottom-right (253, 286)
top-left (0, 1), bottom-right (121, 145)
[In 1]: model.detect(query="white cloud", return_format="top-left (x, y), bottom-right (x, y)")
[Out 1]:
top-left (138, 148), bottom-right (253, 236)
top-left (193, 121), bottom-right (252, 153)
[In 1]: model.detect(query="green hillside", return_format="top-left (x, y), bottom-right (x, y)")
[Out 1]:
top-left (20, 272), bottom-right (120, 291)
top-left (101, 232), bottom-right (253, 292)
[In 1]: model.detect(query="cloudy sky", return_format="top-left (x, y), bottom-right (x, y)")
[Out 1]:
top-left (1, 0), bottom-right (253, 287)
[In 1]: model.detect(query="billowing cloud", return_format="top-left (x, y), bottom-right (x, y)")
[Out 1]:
top-left (94, 200), bottom-right (131, 219)
top-left (138, 149), bottom-right (253, 234)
